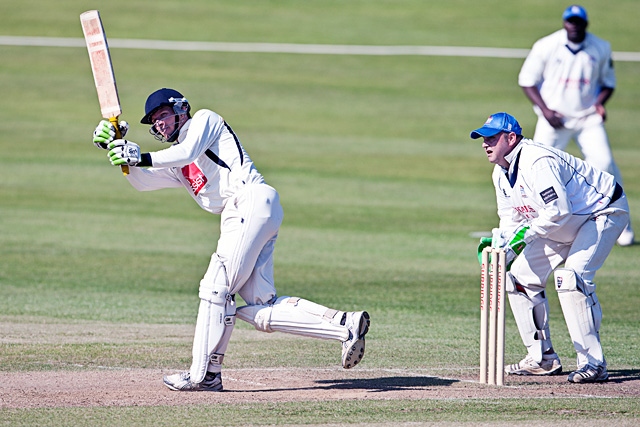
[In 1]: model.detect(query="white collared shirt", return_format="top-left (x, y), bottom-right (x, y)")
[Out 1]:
top-left (518, 29), bottom-right (616, 120)
top-left (125, 109), bottom-right (264, 214)
top-left (493, 139), bottom-right (617, 241)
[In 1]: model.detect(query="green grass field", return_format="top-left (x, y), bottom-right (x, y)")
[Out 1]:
top-left (1, 0), bottom-right (639, 425)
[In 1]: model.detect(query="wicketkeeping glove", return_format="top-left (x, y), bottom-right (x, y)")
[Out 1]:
top-left (477, 227), bottom-right (509, 264)
top-left (477, 237), bottom-right (492, 265)
top-left (502, 225), bottom-right (531, 269)
top-left (107, 140), bottom-right (141, 166)
top-left (93, 120), bottom-right (129, 149)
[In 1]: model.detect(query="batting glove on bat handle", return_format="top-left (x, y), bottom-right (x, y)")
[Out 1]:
top-left (109, 117), bottom-right (130, 175)
top-left (107, 140), bottom-right (141, 167)
top-left (93, 120), bottom-right (129, 149)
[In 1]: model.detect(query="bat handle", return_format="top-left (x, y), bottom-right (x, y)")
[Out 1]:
top-left (109, 116), bottom-right (129, 176)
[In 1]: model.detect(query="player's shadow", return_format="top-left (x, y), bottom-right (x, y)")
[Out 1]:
top-left (315, 376), bottom-right (457, 392)
top-left (607, 369), bottom-right (640, 383)
top-left (228, 376), bottom-right (456, 393)
top-left (229, 377), bottom-right (458, 392)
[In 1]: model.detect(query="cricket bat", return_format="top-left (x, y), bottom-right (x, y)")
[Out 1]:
top-left (80, 10), bottom-right (129, 175)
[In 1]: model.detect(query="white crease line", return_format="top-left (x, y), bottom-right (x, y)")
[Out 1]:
top-left (2, 36), bottom-right (639, 61)
top-left (223, 376), bottom-right (267, 387)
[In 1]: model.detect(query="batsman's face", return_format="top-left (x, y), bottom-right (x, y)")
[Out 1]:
top-left (151, 106), bottom-right (179, 139)
top-left (481, 132), bottom-right (514, 168)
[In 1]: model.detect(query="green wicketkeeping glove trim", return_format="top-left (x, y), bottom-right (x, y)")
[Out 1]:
top-left (477, 237), bottom-right (492, 264)
top-left (509, 225), bottom-right (530, 255)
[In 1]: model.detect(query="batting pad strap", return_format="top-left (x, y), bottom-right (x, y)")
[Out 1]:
top-left (209, 353), bottom-right (224, 365)
top-left (199, 284), bottom-right (228, 303)
top-left (534, 329), bottom-right (549, 340)
top-left (286, 297), bottom-right (338, 321)
top-left (323, 308), bottom-right (340, 322)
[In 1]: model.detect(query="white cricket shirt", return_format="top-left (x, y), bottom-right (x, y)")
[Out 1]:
top-left (493, 139), bottom-right (618, 242)
top-left (518, 30), bottom-right (616, 120)
top-left (125, 109), bottom-right (265, 214)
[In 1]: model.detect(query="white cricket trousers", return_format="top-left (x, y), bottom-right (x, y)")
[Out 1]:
top-left (213, 183), bottom-right (284, 305)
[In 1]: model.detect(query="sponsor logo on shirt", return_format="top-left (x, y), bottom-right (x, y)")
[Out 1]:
top-left (540, 186), bottom-right (559, 204)
top-left (514, 205), bottom-right (537, 217)
top-left (560, 77), bottom-right (591, 88)
top-left (181, 163), bottom-right (207, 195)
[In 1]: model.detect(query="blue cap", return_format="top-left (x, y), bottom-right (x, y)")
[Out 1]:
top-left (563, 5), bottom-right (588, 22)
top-left (469, 112), bottom-right (522, 139)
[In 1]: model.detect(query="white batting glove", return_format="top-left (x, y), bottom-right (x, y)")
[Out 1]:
top-left (92, 120), bottom-right (129, 149)
top-left (107, 140), bottom-right (141, 166)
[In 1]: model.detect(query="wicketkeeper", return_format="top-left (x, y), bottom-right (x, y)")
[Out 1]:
top-left (92, 88), bottom-right (370, 391)
top-left (472, 112), bottom-right (629, 383)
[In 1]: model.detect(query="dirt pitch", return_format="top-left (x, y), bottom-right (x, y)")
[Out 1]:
top-left (2, 320), bottom-right (639, 427)
top-left (2, 366), bottom-right (640, 409)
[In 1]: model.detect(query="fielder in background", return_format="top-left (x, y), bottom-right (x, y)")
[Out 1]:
top-left (518, 4), bottom-right (634, 246)
top-left (471, 112), bottom-right (629, 383)
top-left (92, 88), bottom-right (370, 391)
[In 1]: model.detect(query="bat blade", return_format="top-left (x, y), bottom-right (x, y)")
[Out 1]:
top-left (80, 10), bottom-right (128, 175)
top-left (80, 10), bottom-right (121, 119)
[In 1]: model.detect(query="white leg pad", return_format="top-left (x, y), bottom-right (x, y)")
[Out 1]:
top-left (190, 254), bottom-right (236, 383)
top-left (554, 268), bottom-right (604, 367)
top-left (236, 296), bottom-right (349, 341)
top-left (505, 273), bottom-right (552, 363)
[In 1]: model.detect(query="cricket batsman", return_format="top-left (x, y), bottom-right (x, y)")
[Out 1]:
top-left (92, 88), bottom-right (370, 391)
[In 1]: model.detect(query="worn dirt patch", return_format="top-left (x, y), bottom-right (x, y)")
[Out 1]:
top-left (2, 318), bottom-right (639, 413)
top-left (2, 366), bottom-right (639, 409)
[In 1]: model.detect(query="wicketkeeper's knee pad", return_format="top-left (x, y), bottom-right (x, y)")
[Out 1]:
top-left (190, 254), bottom-right (236, 383)
top-left (237, 296), bottom-right (349, 341)
top-left (554, 268), bottom-right (604, 366)
top-left (505, 272), bottom-right (552, 363)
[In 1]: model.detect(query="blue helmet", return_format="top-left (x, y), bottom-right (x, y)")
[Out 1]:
top-left (140, 88), bottom-right (190, 124)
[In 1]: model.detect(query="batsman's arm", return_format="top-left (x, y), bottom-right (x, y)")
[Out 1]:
top-left (109, 116), bottom-right (129, 175)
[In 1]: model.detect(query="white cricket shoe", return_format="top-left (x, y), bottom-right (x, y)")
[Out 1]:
top-left (505, 354), bottom-right (562, 376)
top-left (163, 371), bottom-right (223, 391)
top-left (567, 364), bottom-right (608, 383)
top-left (341, 311), bottom-right (370, 369)
top-left (617, 225), bottom-right (635, 247)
